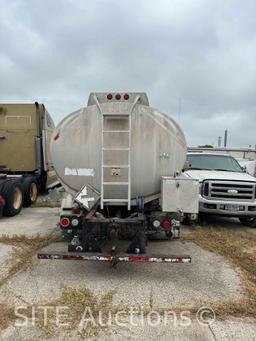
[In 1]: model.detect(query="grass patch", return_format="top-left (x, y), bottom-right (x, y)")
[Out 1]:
top-left (183, 226), bottom-right (256, 318)
top-left (1, 226), bottom-right (255, 335)
top-left (149, 291), bottom-right (154, 310)
top-left (33, 200), bottom-right (61, 208)
top-left (30, 286), bottom-right (116, 338)
top-left (0, 233), bottom-right (61, 330)
top-left (0, 304), bottom-right (17, 330)
top-left (0, 234), bottom-right (60, 288)
top-left (32, 193), bottom-right (61, 208)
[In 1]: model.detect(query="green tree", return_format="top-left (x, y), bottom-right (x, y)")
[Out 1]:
top-left (198, 144), bottom-right (214, 148)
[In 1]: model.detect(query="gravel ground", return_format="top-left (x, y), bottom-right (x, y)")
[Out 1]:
top-left (1, 318), bottom-right (256, 341)
top-left (0, 207), bottom-right (60, 237)
top-left (0, 206), bottom-right (255, 340)
top-left (0, 244), bottom-right (20, 282)
top-left (0, 240), bottom-right (241, 308)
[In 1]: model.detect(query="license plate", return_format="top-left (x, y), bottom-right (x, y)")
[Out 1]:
top-left (225, 204), bottom-right (240, 211)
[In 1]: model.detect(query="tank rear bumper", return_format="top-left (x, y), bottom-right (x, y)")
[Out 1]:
top-left (37, 252), bottom-right (191, 264)
top-left (39, 213), bottom-right (190, 265)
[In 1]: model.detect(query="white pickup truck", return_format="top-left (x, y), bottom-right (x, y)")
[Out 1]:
top-left (184, 152), bottom-right (256, 227)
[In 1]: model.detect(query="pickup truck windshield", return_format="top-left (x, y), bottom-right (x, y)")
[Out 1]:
top-left (187, 154), bottom-right (243, 172)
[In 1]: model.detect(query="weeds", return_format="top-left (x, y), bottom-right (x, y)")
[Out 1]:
top-left (0, 304), bottom-right (17, 330)
top-left (0, 225), bottom-right (255, 336)
top-left (0, 233), bottom-right (60, 331)
top-left (0, 233), bottom-right (60, 288)
top-left (33, 201), bottom-right (61, 208)
top-left (183, 226), bottom-right (256, 318)
top-left (25, 286), bottom-right (116, 338)
top-left (149, 291), bottom-right (154, 310)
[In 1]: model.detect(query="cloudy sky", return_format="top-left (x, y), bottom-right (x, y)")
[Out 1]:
top-left (0, 0), bottom-right (255, 148)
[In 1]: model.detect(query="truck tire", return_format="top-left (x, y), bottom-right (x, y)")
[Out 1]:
top-left (2, 180), bottom-right (24, 216)
top-left (23, 177), bottom-right (38, 207)
top-left (239, 217), bottom-right (256, 228)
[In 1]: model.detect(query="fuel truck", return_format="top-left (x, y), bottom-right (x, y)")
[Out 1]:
top-left (38, 93), bottom-right (199, 265)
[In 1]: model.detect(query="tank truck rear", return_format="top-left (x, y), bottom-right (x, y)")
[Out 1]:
top-left (38, 93), bottom-right (198, 265)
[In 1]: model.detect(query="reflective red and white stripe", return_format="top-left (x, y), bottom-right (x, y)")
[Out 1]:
top-left (38, 253), bottom-right (191, 263)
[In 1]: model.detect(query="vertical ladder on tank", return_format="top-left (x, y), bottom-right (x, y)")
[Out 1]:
top-left (93, 94), bottom-right (140, 210)
top-left (101, 114), bottom-right (131, 210)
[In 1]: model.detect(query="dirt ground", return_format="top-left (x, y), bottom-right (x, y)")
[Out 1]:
top-left (0, 205), bottom-right (255, 340)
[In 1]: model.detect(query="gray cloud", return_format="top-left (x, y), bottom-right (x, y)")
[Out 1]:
top-left (0, 0), bottom-right (255, 147)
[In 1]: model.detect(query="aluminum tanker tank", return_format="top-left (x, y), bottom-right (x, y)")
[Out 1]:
top-left (50, 92), bottom-right (187, 208)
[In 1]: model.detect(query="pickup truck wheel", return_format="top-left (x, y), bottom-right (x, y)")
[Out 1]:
top-left (198, 213), bottom-right (209, 224)
top-left (2, 180), bottom-right (24, 216)
top-left (239, 217), bottom-right (256, 228)
top-left (23, 177), bottom-right (38, 207)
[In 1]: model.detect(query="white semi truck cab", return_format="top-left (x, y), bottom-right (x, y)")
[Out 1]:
top-left (184, 152), bottom-right (256, 227)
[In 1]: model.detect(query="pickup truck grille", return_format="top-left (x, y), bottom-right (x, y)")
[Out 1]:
top-left (203, 181), bottom-right (256, 201)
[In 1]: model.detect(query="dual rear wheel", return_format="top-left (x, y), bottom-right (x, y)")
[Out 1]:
top-left (1, 177), bottom-right (38, 217)
top-left (23, 177), bottom-right (38, 207)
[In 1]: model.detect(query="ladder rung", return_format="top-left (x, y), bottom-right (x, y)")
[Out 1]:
top-left (103, 165), bottom-right (129, 168)
top-left (101, 111), bottom-right (132, 210)
top-left (103, 113), bottom-right (129, 117)
top-left (103, 148), bottom-right (129, 151)
top-left (103, 182), bottom-right (129, 185)
top-left (103, 130), bottom-right (129, 133)
top-left (103, 199), bottom-right (129, 202)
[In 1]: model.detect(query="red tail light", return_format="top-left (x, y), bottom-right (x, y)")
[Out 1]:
top-left (53, 133), bottom-right (60, 141)
top-left (0, 196), bottom-right (5, 205)
top-left (107, 93), bottom-right (112, 100)
top-left (124, 94), bottom-right (129, 100)
top-left (115, 94), bottom-right (121, 100)
top-left (163, 220), bottom-right (171, 229)
top-left (60, 217), bottom-right (70, 228)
